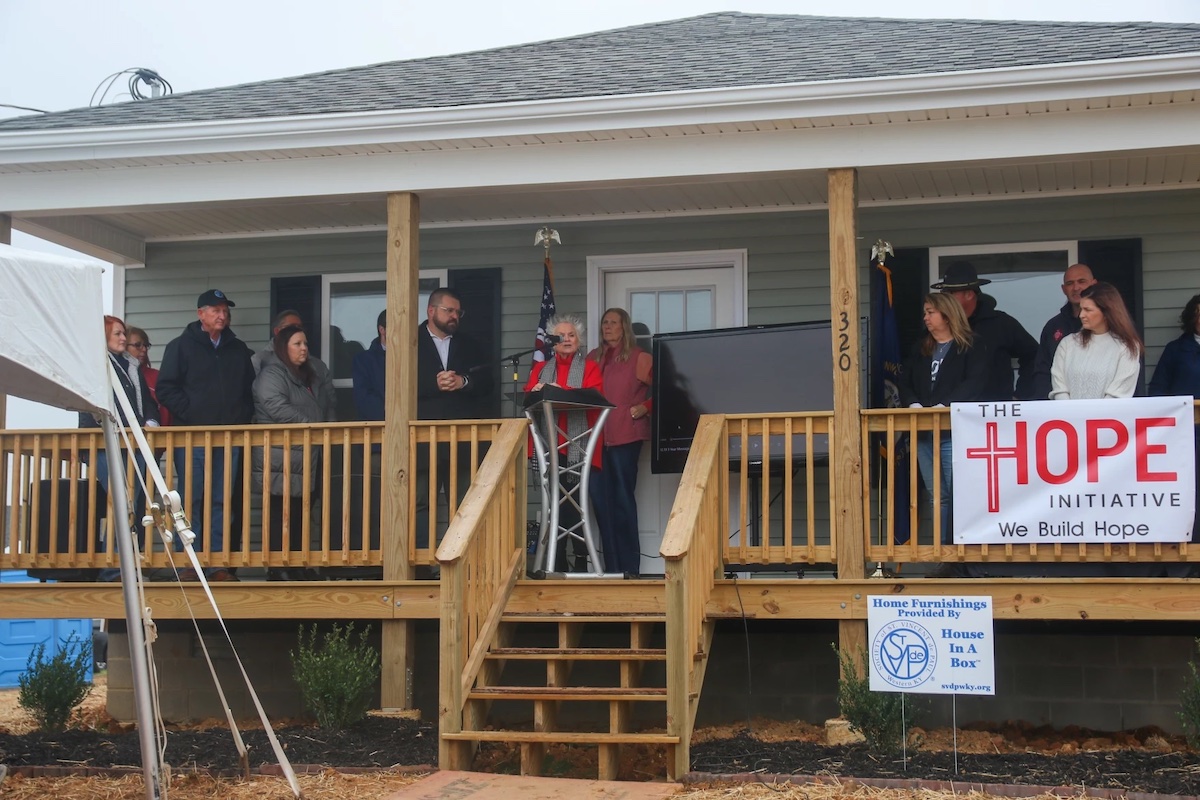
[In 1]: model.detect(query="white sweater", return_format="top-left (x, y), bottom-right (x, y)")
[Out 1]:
top-left (1050, 331), bottom-right (1141, 400)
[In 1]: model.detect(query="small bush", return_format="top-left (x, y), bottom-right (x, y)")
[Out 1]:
top-left (1179, 638), bottom-right (1200, 748)
top-left (835, 643), bottom-right (923, 752)
top-left (292, 623), bottom-right (380, 729)
top-left (18, 632), bottom-right (93, 732)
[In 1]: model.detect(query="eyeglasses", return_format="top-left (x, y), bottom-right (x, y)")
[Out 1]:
top-left (127, 342), bottom-right (150, 349)
top-left (435, 305), bottom-right (465, 318)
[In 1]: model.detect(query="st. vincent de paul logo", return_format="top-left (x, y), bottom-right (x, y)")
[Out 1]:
top-left (871, 620), bottom-right (937, 689)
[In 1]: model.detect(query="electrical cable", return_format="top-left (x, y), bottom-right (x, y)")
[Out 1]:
top-left (90, 68), bottom-right (172, 106)
top-left (0, 102), bottom-right (48, 114)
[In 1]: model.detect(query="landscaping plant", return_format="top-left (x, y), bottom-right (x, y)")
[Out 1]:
top-left (292, 622), bottom-right (380, 729)
top-left (18, 631), bottom-right (93, 732)
top-left (834, 643), bottom-right (923, 752)
top-left (1179, 637), bottom-right (1200, 748)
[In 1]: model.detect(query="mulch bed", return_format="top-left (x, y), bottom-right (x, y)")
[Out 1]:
top-left (690, 732), bottom-right (1200, 797)
top-left (0, 717), bottom-right (438, 773)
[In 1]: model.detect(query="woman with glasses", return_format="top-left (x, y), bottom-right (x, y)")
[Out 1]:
top-left (1050, 282), bottom-right (1142, 400)
top-left (79, 316), bottom-right (160, 580)
top-left (126, 326), bottom-right (169, 426)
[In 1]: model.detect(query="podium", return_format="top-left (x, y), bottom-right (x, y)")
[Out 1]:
top-left (524, 385), bottom-right (617, 578)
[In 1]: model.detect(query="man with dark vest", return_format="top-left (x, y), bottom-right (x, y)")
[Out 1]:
top-left (934, 262), bottom-right (1038, 401)
top-left (415, 288), bottom-right (493, 557)
top-left (157, 289), bottom-right (255, 581)
top-left (1030, 263), bottom-right (1097, 400)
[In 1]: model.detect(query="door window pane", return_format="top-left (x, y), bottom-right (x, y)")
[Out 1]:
top-left (685, 289), bottom-right (714, 331)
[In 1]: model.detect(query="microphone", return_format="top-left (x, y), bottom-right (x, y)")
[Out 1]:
top-left (543, 334), bottom-right (562, 344)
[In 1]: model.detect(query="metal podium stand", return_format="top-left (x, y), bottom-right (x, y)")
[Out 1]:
top-left (524, 385), bottom-right (619, 578)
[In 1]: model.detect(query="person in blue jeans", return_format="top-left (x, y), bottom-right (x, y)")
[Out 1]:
top-left (587, 308), bottom-right (652, 576)
top-left (156, 289), bottom-right (255, 581)
top-left (899, 293), bottom-right (990, 545)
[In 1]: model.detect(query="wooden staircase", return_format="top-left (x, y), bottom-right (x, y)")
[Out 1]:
top-left (441, 609), bottom-right (685, 780)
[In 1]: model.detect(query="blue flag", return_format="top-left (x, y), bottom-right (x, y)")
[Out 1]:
top-left (533, 256), bottom-right (557, 363)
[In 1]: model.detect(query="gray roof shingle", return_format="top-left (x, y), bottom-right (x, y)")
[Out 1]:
top-left (3, 12), bottom-right (1199, 132)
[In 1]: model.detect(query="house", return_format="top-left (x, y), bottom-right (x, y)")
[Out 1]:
top-left (1, 12), bottom-right (1199, 779)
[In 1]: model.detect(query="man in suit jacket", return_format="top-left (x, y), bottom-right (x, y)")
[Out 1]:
top-left (414, 288), bottom-right (493, 558)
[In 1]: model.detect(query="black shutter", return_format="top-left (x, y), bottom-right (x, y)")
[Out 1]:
top-left (1078, 238), bottom-right (1143, 333)
top-left (269, 276), bottom-right (323, 359)
top-left (449, 268), bottom-right (503, 418)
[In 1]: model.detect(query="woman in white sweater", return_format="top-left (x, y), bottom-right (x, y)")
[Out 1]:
top-left (1050, 282), bottom-right (1142, 400)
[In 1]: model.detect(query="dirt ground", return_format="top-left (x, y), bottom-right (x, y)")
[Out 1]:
top-left (1, 677), bottom-right (1196, 799)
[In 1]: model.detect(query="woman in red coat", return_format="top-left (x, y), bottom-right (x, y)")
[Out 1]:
top-left (525, 314), bottom-right (603, 571)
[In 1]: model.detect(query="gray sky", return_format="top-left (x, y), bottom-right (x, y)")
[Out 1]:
top-left (1, 0), bottom-right (1199, 426)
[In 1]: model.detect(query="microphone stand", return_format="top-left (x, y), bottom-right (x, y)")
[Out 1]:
top-left (494, 344), bottom-right (554, 417)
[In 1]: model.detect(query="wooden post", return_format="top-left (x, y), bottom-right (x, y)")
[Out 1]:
top-left (0, 213), bottom-right (9, 429)
top-left (381, 192), bottom-right (419, 709)
top-left (827, 169), bottom-right (867, 664)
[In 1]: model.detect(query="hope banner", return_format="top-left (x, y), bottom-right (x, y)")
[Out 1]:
top-left (950, 397), bottom-right (1195, 544)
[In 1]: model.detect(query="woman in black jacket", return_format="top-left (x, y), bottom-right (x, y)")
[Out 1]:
top-left (79, 315), bottom-right (160, 580)
top-left (900, 293), bottom-right (989, 544)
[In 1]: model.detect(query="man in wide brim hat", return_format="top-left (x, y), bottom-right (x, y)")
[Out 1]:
top-left (932, 261), bottom-right (1038, 400)
top-left (931, 261), bottom-right (992, 291)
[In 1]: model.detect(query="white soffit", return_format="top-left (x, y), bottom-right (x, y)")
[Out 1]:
top-left (15, 150), bottom-right (1200, 242)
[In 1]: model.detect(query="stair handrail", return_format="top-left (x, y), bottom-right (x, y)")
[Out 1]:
top-left (436, 417), bottom-right (529, 769)
top-left (659, 413), bottom-right (727, 778)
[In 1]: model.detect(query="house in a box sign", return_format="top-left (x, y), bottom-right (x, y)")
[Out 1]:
top-left (2, 11), bottom-right (1200, 776)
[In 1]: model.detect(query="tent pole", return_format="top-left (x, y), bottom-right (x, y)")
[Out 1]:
top-left (102, 416), bottom-right (163, 800)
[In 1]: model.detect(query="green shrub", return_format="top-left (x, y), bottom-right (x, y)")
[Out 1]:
top-left (1179, 638), bottom-right (1200, 748)
top-left (292, 623), bottom-right (380, 729)
top-left (834, 643), bottom-right (923, 752)
top-left (18, 632), bottom-right (93, 732)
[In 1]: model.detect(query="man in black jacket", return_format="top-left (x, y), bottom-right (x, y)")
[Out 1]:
top-left (156, 289), bottom-right (255, 580)
top-left (1029, 263), bottom-right (1097, 401)
top-left (934, 262), bottom-right (1039, 401)
top-left (414, 288), bottom-right (493, 556)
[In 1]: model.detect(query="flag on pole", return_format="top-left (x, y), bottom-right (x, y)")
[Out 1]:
top-left (533, 255), bottom-right (557, 363)
top-left (870, 243), bottom-right (911, 544)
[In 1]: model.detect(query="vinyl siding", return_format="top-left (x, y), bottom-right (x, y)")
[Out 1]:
top-left (128, 188), bottom-right (1200, 378)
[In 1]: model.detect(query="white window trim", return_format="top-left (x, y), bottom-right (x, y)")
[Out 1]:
top-left (322, 268), bottom-right (448, 388)
top-left (928, 240), bottom-right (1078, 287)
top-left (586, 249), bottom-right (748, 350)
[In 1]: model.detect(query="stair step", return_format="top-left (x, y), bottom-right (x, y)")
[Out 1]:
top-left (487, 647), bottom-right (666, 661)
top-left (442, 730), bottom-right (679, 745)
top-left (502, 612), bottom-right (665, 623)
top-left (467, 686), bottom-right (667, 702)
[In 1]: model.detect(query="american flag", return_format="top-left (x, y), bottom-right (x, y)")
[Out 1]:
top-left (533, 256), bottom-right (557, 363)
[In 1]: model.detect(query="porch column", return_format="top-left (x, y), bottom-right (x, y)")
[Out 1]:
top-left (381, 192), bottom-right (419, 709)
top-left (0, 214), bottom-right (9, 428)
top-left (826, 169), bottom-right (866, 660)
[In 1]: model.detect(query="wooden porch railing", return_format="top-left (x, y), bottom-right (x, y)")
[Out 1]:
top-left (722, 412), bottom-right (837, 567)
top-left (0, 421), bottom-right (502, 574)
top-left (436, 418), bottom-right (528, 770)
top-left (660, 414), bottom-right (726, 780)
top-left (861, 407), bottom-right (1200, 565)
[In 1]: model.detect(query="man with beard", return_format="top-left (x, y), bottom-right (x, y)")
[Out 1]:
top-left (414, 289), bottom-right (492, 571)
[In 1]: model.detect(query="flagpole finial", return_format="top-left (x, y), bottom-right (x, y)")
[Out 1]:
top-left (534, 226), bottom-right (561, 257)
top-left (871, 239), bottom-right (894, 265)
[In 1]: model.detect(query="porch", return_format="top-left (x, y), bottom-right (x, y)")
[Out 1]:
top-left (2, 408), bottom-right (1198, 779)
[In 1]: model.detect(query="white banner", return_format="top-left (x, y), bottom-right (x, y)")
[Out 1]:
top-left (868, 595), bottom-right (995, 695)
top-left (951, 397), bottom-right (1195, 544)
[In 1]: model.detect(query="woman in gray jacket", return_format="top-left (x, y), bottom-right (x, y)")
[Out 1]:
top-left (252, 324), bottom-right (335, 579)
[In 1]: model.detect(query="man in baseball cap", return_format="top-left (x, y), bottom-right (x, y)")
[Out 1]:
top-left (155, 288), bottom-right (254, 581)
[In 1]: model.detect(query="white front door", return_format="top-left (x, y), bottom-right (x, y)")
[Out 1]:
top-left (589, 250), bottom-right (746, 574)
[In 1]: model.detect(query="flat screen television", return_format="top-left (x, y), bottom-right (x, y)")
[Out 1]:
top-left (651, 320), bottom-right (865, 474)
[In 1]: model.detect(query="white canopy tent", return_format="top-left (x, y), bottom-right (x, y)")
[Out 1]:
top-left (0, 244), bottom-right (108, 416)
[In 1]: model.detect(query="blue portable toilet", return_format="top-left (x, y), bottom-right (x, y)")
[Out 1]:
top-left (0, 570), bottom-right (94, 689)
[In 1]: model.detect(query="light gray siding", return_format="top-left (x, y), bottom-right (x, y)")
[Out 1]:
top-left (128, 188), bottom-right (1200, 377)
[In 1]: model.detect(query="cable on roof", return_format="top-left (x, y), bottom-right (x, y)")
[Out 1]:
top-left (0, 102), bottom-right (49, 114)
top-left (90, 68), bottom-right (174, 106)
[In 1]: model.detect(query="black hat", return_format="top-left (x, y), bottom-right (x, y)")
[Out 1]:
top-left (931, 262), bottom-right (991, 291)
top-left (197, 288), bottom-right (236, 308)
